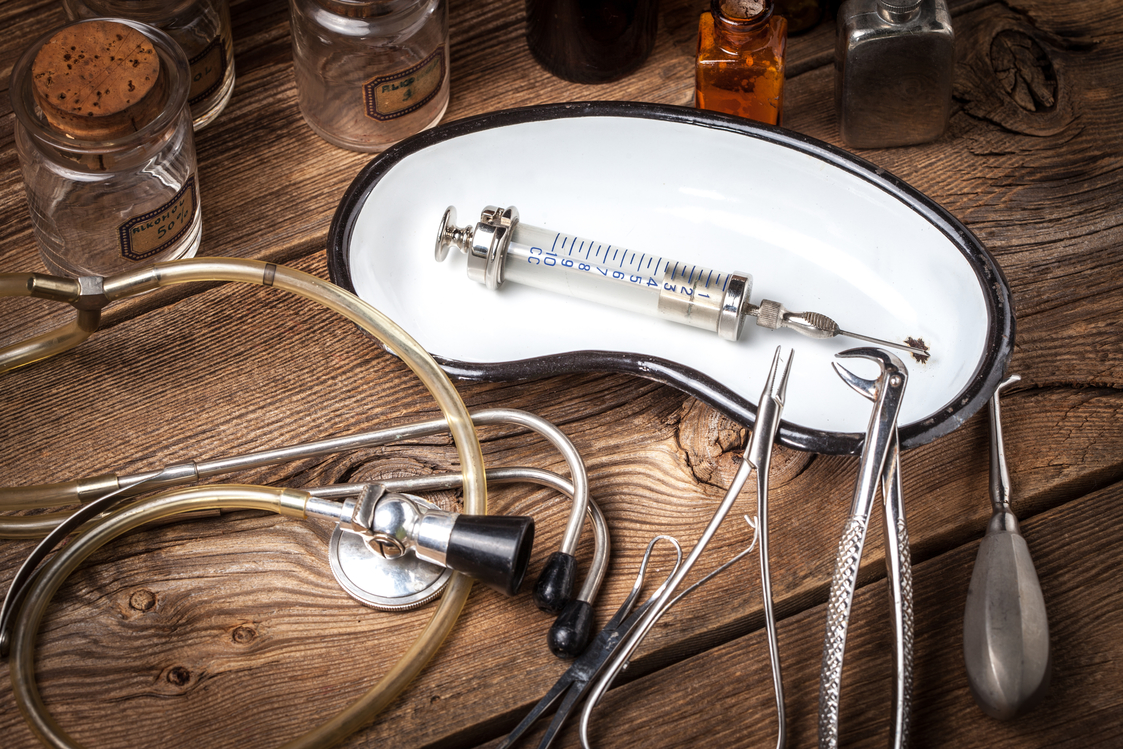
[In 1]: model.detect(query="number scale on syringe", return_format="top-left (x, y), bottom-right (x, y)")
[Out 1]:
top-left (435, 204), bottom-right (927, 357)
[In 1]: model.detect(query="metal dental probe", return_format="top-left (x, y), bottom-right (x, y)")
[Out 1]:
top-left (962, 374), bottom-right (1051, 719)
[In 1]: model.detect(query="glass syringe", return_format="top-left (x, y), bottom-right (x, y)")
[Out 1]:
top-left (434, 205), bottom-right (926, 356)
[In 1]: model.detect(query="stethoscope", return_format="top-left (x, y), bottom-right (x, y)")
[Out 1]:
top-left (0, 408), bottom-right (610, 655)
top-left (0, 258), bottom-right (607, 749)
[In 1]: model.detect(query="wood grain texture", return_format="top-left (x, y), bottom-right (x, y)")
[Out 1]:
top-left (506, 478), bottom-right (1123, 749)
top-left (1, 0), bottom-right (1121, 747)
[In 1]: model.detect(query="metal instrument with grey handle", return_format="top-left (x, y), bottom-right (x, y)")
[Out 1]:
top-left (818, 348), bottom-right (913, 749)
top-left (962, 374), bottom-right (1051, 719)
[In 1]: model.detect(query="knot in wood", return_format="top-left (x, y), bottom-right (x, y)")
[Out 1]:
top-left (166, 666), bottom-right (191, 687)
top-left (991, 30), bottom-right (1057, 113)
top-left (231, 625), bottom-right (257, 644)
top-left (675, 400), bottom-right (748, 486)
top-left (128, 589), bottom-right (157, 612)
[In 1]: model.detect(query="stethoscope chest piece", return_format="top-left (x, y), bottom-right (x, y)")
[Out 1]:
top-left (328, 494), bottom-right (452, 611)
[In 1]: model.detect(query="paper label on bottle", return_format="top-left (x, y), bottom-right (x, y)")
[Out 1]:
top-left (118, 176), bottom-right (197, 261)
top-left (188, 36), bottom-right (228, 106)
top-left (363, 47), bottom-right (445, 121)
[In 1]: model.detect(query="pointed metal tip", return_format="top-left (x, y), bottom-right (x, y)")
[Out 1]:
top-left (832, 360), bottom-right (878, 400)
top-left (763, 346), bottom-right (794, 406)
top-left (837, 329), bottom-right (928, 357)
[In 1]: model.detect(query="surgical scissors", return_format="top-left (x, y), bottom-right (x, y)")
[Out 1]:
top-left (818, 348), bottom-right (913, 749)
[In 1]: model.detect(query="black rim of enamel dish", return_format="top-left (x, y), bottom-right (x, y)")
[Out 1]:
top-left (327, 100), bottom-right (1014, 456)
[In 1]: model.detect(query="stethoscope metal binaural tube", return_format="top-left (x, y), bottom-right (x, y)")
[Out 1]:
top-left (0, 410), bottom-right (588, 559)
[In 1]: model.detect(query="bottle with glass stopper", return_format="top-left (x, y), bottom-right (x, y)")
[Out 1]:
top-left (435, 205), bottom-right (926, 356)
top-left (835, 0), bottom-right (955, 148)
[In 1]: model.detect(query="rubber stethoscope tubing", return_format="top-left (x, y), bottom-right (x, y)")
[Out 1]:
top-left (1, 258), bottom-right (487, 749)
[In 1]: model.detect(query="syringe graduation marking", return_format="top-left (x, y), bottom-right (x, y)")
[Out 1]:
top-left (536, 231), bottom-right (734, 299)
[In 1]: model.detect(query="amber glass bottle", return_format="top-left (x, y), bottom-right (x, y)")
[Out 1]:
top-left (695, 0), bottom-right (788, 126)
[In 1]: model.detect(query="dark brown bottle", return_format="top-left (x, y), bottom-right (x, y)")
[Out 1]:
top-left (774, 0), bottom-right (823, 34)
top-left (525, 0), bottom-right (659, 84)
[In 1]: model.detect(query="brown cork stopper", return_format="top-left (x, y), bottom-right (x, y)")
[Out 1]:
top-left (31, 20), bottom-right (166, 140)
top-left (721, 0), bottom-right (767, 18)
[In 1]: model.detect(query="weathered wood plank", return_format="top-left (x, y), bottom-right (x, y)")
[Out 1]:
top-left (495, 477), bottom-right (1123, 749)
top-left (0, 248), bottom-right (1118, 747)
top-left (2, 0), bottom-right (1121, 747)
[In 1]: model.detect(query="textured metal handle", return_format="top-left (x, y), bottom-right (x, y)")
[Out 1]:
top-left (884, 506), bottom-right (914, 749)
top-left (819, 514), bottom-right (869, 749)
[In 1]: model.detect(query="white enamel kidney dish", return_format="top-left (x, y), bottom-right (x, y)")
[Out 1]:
top-left (328, 102), bottom-right (1013, 455)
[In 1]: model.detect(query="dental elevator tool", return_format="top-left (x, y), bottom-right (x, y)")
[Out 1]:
top-left (435, 205), bottom-right (925, 356)
top-left (818, 347), bottom-right (913, 749)
top-left (963, 374), bottom-right (1051, 720)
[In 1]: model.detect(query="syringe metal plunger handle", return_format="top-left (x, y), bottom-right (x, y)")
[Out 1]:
top-left (435, 205), bottom-right (517, 290)
top-left (754, 300), bottom-right (841, 340)
top-left (436, 205), bottom-right (755, 341)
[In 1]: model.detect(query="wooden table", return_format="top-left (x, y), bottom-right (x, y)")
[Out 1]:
top-left (1, 0), bottom-right (1120, 747)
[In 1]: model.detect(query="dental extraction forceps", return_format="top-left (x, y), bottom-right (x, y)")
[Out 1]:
top-left (819, 348), bottom-right (913, 749)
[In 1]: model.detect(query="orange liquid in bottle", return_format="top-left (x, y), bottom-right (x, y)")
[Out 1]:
top-left (695, 2), bottom-right (788, 126)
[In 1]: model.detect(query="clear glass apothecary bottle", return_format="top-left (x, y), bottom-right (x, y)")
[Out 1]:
top-left (10, 18), bottom-right (202, 277)
top-left (290, 0), bottom-right (450, 153)
top-left (61, 0), bottom-right (236, 129)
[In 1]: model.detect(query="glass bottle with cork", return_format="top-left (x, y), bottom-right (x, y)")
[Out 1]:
top-left (10, 18), bottom-right (201, 277)
top-left (61, 0), bottom-right (236, 130)
top-left (695, 0), bottom-right (788, 126)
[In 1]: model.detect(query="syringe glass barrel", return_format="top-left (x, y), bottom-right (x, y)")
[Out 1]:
top-left (435, 205), bottom-right (926, 355)
top-left (437, 205), bottom-right (750, 341)
top-left (507, 222), bottom-right (751, 340)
